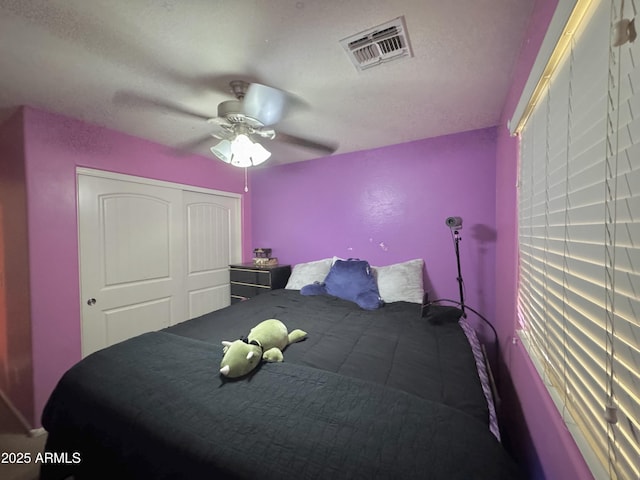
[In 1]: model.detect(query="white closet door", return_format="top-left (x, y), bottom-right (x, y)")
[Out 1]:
top-left (78, 174), bottom-right (185, 357)
top-left (78, 172), bottom-right (241, 357)
top-left (184, 190), bottom-right (239, 319)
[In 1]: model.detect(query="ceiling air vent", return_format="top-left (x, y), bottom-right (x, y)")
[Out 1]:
top-left (340, 16), bottom-right (413, 71)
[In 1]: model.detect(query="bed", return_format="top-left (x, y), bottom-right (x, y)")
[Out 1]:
top-left (41, 259), bottom-right (522, 479)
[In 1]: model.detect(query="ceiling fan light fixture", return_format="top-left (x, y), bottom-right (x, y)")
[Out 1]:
top-left (230, 133), bottom-right (255, 157)
top-left (210, 139), bottom-right (233, 163)
top-left (248, 138), bottom-right (271, 166)
top-left (211, 134), bottom-right (271, 167)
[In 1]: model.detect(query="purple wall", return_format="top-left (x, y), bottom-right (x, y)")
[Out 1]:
top-left (16, 106), bottom-right (252, 425)
top-left (495, 0), bottom-right (593, 479)
top-left (251, 127), bottom-right (498, 329)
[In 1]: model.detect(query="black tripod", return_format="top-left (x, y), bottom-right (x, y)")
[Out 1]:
top-left (452, 228), bottom-right (466, 317)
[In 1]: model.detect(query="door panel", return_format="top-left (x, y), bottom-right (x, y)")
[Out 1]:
top-left (102, 195), bottom-right (172, 284)
top-left (188, 286), bottom-right (229, 320)
top-left (104, 297), bottom-right (172, 346)
top-left (187, 202), bottom-right (229, 274)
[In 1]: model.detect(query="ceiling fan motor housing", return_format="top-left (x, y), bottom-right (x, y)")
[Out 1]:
top-left (217, 100), bottom-right (264, 127)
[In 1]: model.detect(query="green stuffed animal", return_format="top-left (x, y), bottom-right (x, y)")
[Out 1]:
top-left (219, 319), bottom-right (307, 378)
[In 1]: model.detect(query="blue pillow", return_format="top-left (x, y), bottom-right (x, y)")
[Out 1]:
top-left (301, 259), bottom-right (383, 310)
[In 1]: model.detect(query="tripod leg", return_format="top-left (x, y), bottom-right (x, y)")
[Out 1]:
top-left (454, 231), bottom-right (466, 317)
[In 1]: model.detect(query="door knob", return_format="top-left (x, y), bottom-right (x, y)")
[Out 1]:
top-left (87, 298), bottom-right (97, 306)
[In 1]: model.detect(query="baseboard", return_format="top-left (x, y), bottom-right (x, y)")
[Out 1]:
top-left (29, 427), bottom-right (47, 437)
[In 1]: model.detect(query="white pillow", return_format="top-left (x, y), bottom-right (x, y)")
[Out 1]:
top-left (372, 259), bottom-right (424, 304)
top-left (285, 258), bottom-right (332, 290)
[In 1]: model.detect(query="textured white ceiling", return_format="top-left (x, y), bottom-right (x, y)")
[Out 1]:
top-left (0, 0), bottom-right (535, 165)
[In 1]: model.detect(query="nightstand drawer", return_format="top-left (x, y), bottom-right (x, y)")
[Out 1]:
top-left (230, 282), bottom-right (269, 298)
top-left (230, 268), bottom-right (271, 286)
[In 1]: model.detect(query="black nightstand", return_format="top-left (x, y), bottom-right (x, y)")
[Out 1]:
top-left (229, 263), bottom-right (292, 303)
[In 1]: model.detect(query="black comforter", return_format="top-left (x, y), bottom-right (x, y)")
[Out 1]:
top-left (41, 290), bottom-right (522, 479)
top-left (166, 290), bottom-right (490, 425)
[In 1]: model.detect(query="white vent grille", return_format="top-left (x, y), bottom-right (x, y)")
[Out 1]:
top-left (340, 17), bottom-right (412, 71)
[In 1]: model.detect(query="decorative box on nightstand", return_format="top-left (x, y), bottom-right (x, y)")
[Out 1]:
top-left (229, 263), bottom-right (292, 303)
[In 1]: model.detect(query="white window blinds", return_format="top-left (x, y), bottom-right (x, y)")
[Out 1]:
top-left (517, 1), bottom-right (640, 479)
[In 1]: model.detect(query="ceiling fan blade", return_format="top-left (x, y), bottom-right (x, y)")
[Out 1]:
top-left (275, 132), bottom-right (338, 155)
top-left (173, 135), bottom-right (218, 155)
top-left (243, 83), bottom-right (288, 126)
top-left (113, 91), bottom-right (212, 122)
top-left (253, 128), bottom-right (276, 140)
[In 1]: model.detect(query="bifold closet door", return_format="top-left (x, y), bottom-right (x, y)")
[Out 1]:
top-left (78, 173), bottom-right (240, 357)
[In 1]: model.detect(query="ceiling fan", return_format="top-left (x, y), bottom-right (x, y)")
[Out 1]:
top-left (207, 80), bottom-right (337, 167)
top-left (113, 80), bottom-right (337, 167)
top-left (208, 80), bottom-right (288, 167)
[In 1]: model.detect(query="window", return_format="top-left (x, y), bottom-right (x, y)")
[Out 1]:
top-left (516, 1), bottom-right (640, 479)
